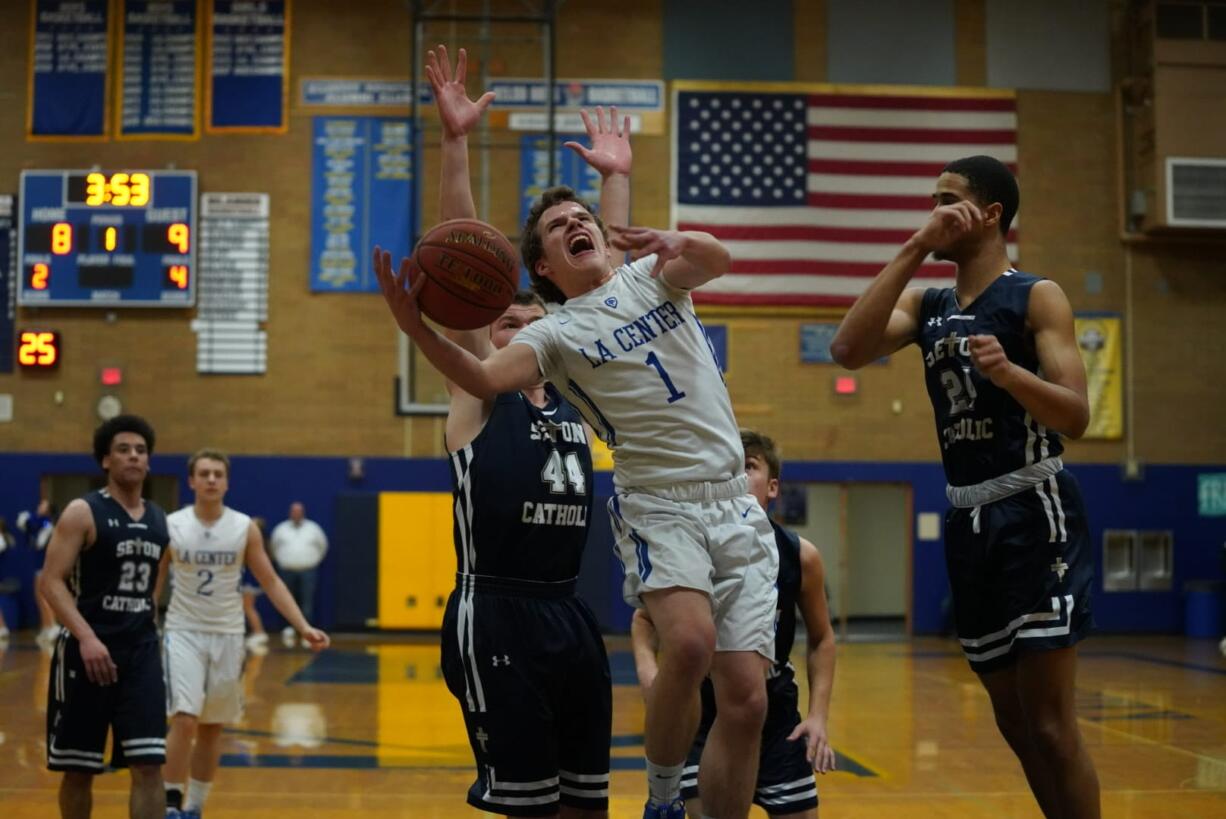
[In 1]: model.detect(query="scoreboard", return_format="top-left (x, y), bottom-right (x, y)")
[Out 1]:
top-left (18, 170), bottom-right (197, 307)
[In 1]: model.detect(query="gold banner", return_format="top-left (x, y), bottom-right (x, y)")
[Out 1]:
top-left (1075, 315), bottom-right (1123, 440)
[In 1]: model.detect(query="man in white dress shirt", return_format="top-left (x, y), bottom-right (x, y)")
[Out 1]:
top-left (268, 502), bottom-right (328, 648)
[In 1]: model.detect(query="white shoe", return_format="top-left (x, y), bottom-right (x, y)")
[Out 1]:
top-left (281, 627), bottom-right (296, 647)
top-left (37, 626), bottom-right (60, 644)
top-left (245, 633), bottom-right (269, 649)
top-left (246, 640), bottom-right (269, 657)
top-left (0, 628), bottom-right (9, 643)
top-left (1219, 636), bottom-right (1226, 657)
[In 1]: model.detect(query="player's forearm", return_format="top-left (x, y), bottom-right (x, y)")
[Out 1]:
top-left (831, 239), bottom-right (927, 369)
top-left (440, 135), bottom-right (477, 221)
top-left (663, 231), bottom-right (731, 289)
top-left (599, 172), bottom-right (630, 229)
top-left (412, 324), bottom-right (500, 399)
top-left (39, 574), bottom-right (97, 643)
top-left (997, 366), bottom-right (1090, 439)
top-left (805, 634), bottom-right (836, 723)
top-left (263, 577), bottom-right (312, 632)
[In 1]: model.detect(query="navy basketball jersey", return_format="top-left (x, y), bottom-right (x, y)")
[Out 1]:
top-left (917, 270), bottom-right (1063, 487)
top-left (449, 386), bottom-right (594, 582)
top-left (74, 489), bottom-right (169, 643)
top-left (770, 521), bottom-right (803, 679)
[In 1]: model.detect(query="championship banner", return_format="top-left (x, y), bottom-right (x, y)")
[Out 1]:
top-left (309, 116), bottom-right (415, 292)
top-left (207, 0), bottom-right (289, 132)
top-left (671, 81), bottom-right (1017, 307)
top-left (1075, 313), bottom-right (1123, 440)
top-left (0, 196), bottom-right (14, 374)
top-left (117, 0), bottom-right (200, 139)
top-left (28, 0), bottom-right (111, 139)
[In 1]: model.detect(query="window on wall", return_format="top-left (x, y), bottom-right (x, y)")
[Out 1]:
top-left (1156, 1), bottom-right (1226, 40)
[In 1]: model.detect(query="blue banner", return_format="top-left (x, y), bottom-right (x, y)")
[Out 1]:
top-left (119, 0), bottom-right (199, 138)
top-left (0, 197), bottom-right (13, 373)
top-left (310, 117), bottom-right (415, 292)
top-left (29, 0), bottom-right (110, 138)
top-left (208, 0), bottom-right (288, 131)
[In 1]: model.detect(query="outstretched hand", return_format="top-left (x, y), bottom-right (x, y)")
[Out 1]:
top-left (374, 246), bottom-right (427, 337)
top-left (608, 225), bottom-right (686, 278)
top-left (564, 106), bottom-right (632, 178)
top-left (425, 44), bottom-right (495, 140)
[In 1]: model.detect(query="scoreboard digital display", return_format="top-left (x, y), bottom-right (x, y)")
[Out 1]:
top-left (18, 170), bottom-right (197, 307)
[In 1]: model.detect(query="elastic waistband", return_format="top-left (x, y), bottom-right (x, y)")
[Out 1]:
top-left (456, 573), bottom-right (577, 599)
top-left (621, 473), bottom-right (748, 502)
top-left (947, 457), bottom-right (1064, 508)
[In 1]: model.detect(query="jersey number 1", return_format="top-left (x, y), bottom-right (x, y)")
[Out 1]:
top-left (645, 352), bottom-right (686, 404)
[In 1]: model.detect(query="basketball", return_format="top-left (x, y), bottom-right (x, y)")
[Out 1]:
top-left (412, 218), bottom-right (519, 330)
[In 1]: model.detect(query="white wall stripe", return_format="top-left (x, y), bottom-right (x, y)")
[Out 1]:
top-left (810, 140), bottom-right (1017, 163)
top-left (677, 203), bottom-right (1021, 231)
top-left (721, 238), bottom-right (1019, 264)
top-left (808, 107), bottom-right (1018, 130)
top-left (808, 173), bottom-right (941, 196)
top-left (701, 274), bottom-right (958, 297)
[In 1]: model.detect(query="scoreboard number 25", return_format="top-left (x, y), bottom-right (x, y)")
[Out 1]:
top-left (18, 331), bottom-right (61, 370)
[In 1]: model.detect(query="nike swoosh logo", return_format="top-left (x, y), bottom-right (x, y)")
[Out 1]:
top-left (558, 316), bottom-right (571, 325)
top-left (741, 506), bottom-right (751, 518)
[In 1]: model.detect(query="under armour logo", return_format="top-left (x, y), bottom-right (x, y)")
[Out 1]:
top-left (605, 297), bottom-right (618, 308)
top-left (1051, 559), bottom-right (1069, 580)
top-left (492, 654), bottom-right (511, 667)
top-left (475, 727), bottom-right (490, 752)
top-left (927, 316), bottom-right (944, 327)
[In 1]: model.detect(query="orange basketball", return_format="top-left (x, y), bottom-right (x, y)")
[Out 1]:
top-left (412, 218), bottom-right (519, 330)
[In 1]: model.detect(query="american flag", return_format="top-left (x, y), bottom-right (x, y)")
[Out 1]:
top-left (672, 86), bottom-right (1018, 306)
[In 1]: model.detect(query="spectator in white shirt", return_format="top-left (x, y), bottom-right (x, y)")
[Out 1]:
top-left (269, 502), bottom-right (328, 647)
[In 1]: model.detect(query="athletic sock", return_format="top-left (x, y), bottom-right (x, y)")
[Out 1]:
top-left (184, 779), bottom-right (212, 812)
top-left (164, 782), bottom-right (184, 810)
top-left (645, 759), bottom-right (684, 805)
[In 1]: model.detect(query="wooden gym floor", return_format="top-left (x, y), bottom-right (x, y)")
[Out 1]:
top-left (1, 633), bottom-right (1223, 818)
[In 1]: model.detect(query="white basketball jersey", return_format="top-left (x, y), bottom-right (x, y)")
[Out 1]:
top-left (165, 506), bottom-right (250, 634)
top-left (513, 255), bottom-right (743, 489)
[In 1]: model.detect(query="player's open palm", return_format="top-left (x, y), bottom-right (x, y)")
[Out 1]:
top-left (914, 201), bottom-right (983, 254)
top-left (374, 247), bottom-right (426, 337)
top-left (565, 106), bottom-right (632, 178)
top-left (426, 45), bottom-right (494, 139)
top-left (608, 225), bottom-right (686, 278)
top-left (300, 627), bottom-right (330, 652)
top-left (80, 635), bottom-right (119, 685)
top-left (788, 717), bottom-right (837, 774)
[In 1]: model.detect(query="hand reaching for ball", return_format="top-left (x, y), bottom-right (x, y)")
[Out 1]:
top-left (374, 246), bottom-right (427, 338)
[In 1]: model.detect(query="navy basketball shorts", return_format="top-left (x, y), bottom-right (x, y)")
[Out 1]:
top-left (945, 469), bottom-right (1094, 674)
top-left (681, 675), bottom-right (819, 815)
top-left (47, 632), bottom-right (167, 772)
top-left (440, 576), bottom-right (611, 816)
